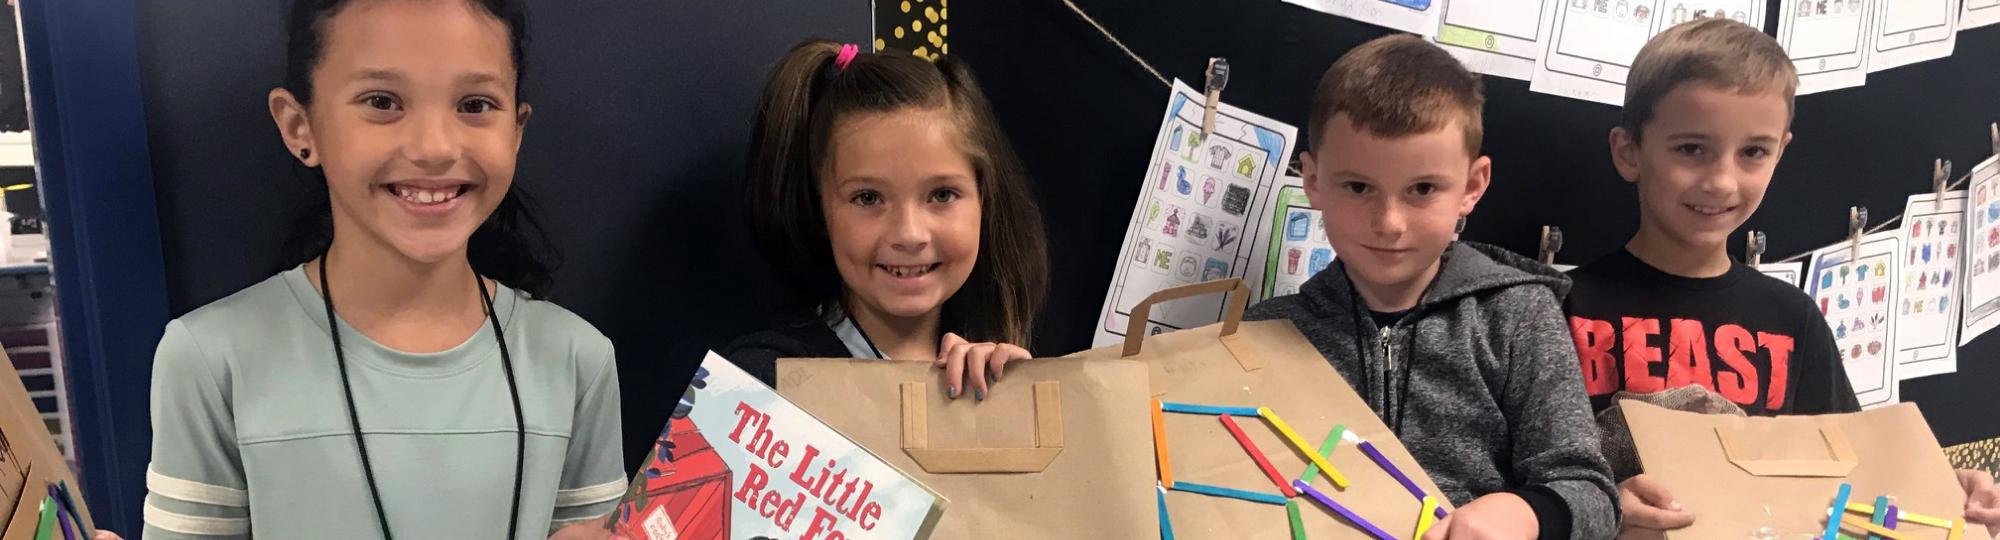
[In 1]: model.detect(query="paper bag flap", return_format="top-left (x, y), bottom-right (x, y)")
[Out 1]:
top-left (1714, 419), bottom-right (1858, 477)
top-left (1119, 279), bottom-right (1257, 371)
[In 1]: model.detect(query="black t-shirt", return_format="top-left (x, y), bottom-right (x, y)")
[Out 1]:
top-left (1563, 250), bottom-right (1861, 415)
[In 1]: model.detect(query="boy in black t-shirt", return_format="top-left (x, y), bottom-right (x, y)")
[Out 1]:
top-left (1563, 18), bottom-right (2000, 534)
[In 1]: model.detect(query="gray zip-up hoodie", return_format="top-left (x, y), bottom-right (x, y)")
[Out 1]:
top-left (1247, 242), bottom-right (1618, 540)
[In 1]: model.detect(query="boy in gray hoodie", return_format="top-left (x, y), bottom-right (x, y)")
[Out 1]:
top-left (1246, 35), bottom-right (1617, 539)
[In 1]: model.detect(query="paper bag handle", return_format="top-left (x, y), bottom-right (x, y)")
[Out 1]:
top-left (1714, 419), bottom-right (1859, 477)
top-left (900, 381), bottom-right (1063, 473)
top-left (1121, 278), bottom-right (1250, 357)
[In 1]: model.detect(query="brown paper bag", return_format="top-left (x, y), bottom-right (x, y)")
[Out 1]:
top-left (778, 356), bottom-right (1157, 539)
top-left (1, 348), bottom-right (93, 540)
top-left (1070, 279), bottom-right (1451, 539)
top-left (1622, 400), bottom-right (1989, 539)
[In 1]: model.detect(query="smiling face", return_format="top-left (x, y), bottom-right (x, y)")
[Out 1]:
top-left (1613, 83), bottom-right (1792, 253)
top-left (821, 107), bottom-right (982, 323)
top-left (1302, 112), bottom-right (1490, 308)
top-left (271, 0), bottom-right (528, 266)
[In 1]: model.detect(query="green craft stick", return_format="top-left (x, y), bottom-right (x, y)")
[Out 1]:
top-left (36, 497), bottom-right (58, 540)
top-left (1288, 499), bottom-right (1307, 540)
top-left (1297, 424), bottom-right (1346, 483)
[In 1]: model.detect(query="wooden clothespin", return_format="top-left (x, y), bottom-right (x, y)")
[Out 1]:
top-left (1850, 206), bottom-right (1868, 262)
top-left (1539, 226), bottom-right (1564, 266)
top-left (1201, 58), bottom-right (1231, 142)
top-left (1990, 122), bottom-right (1998, 157)
top-left (1934, 159), bottom-right (1953, 210)
top-left (1746, 230), bottom-right (1767, 266)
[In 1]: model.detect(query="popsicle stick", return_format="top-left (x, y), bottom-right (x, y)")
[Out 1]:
top-left (1288, 500), bottom-right (1307, 540)
top-left (1157, 484), bottom-right (1176, 540)
top-left (1297, 424), bottom-right (1345, 483)
top-left (1220, 414), bottom-right (1296, 497)
top-left (1293, 480), bottom-right (1395, 540)
top-left (1260, 407), bottom-right (1348, 489)
top-left (1416, 495), bottom-right (1440, 538)
top-left (1824, 483), bottom-right (1852, 540)
top-left (1947, 519), bottom-right (1964, 540)
top-left (1172, 481), bottom-right (1289, 506)
top-left (1841, 515), bottom-right (1915, 540)
top-left (1152, 399), bottom-right (1173, 488)
top-left (1161, 402), bottom-right (1262, 416)
top-left (1844, 503), bottom-right (1953, 529)
top-left (1870, 495), bottom-right (1889, 540)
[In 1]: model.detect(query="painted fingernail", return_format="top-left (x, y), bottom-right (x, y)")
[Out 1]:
top-left (949, 386), bottom-right (960, 399)
top-left (975, 388), bottom-right (986, 402)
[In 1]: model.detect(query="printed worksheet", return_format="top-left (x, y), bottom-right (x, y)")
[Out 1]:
top-left (1433, 0), bottom-right (1551, 80)
top-left (1286, 0), bottom-right (1445, 35)
top-left (1530, 0), bottom-right (1766, 105)
top-left (1758, 262), bottom-right (1805, 287)
top-left (1963, 0), bottom-right (2000, 30)
top-left (1867, 0), bottom-right (1955, 72)
top-left (1095, 80), bottom-right (1299, 347)
top-left (1960, 157), bottom-right (2000, 345)
top-left (1892, 191), bottom-right (1964, 380)
top-left (1777, 0), bottom-right (1874, 93)
top-left (1806, 230), bottom-right (1901, 409)
top-left (1246, 176), bottom-right (1337, 302)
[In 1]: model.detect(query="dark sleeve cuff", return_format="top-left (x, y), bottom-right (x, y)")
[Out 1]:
top-left (1513, 485), bottom-right (1573, 540)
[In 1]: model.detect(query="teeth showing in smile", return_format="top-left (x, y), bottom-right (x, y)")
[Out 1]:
top-left (392, 184), bottom-right (465, 205)
top-left (881, 264), bottom-right (938, 278)
top-left (1686, 204), bottom-right (1730, 216)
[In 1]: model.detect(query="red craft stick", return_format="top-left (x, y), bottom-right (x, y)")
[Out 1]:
top-left (1220, 413), bottom-right (1296, 498)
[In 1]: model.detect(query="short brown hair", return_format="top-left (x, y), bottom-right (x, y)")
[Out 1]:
top-left (1622, 18), bottom-right (1798, 140)
top-left (1307, 34), bottom-right (1484, 157)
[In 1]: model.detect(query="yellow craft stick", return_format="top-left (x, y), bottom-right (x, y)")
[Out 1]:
top-left (1842, 502), bottom-right (1954, 529)
top-left (1152, 399), bottom-right (1174, 489)
top-left (1841, 515), bottom-right (1916, 540)
top-left (1415, 495), bottom-right (1439, 538)
top-left (1946, 519), bottom-right (1963, 540)
top-left (1258, 407), bottom-right (1349, 489)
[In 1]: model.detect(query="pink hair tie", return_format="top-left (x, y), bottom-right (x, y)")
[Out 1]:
top-left (834, 43), bottom-right (860, 71)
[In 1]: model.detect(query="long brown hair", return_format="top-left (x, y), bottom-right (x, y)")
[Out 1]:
top-left (743, 39), bottom-right (1049, 348)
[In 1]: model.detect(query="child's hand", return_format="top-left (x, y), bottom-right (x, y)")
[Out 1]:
top-left (1620, 474), bottom-right (1695, 530)
top-left (1421, 492), bottom-right (1538, 540)
top-left (92, 532), bottom-right (124, 540)
top-left (934, 332), bottom-right (1030, 402)
top-left (1956, 468), bottom-right (2000, 536)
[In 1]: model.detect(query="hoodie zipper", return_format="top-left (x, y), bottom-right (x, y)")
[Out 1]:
top-left (1378, 325), bottom-right (1398, 429)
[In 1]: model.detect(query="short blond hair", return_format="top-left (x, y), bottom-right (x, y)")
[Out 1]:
top-left (1308, 34), bottom-right (1483, 157)
top-left (1622, 18), bottom-right (1798, 139)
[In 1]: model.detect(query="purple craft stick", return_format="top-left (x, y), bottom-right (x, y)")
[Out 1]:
top-left (1886, 505), bottom-right (1899, 530)
top-left (1293, 479), bottom-right (1396, 540)
top-left (1359, 440), bottom-right (1448, 520)
top-left (50, 485), bottom-right (76, 540)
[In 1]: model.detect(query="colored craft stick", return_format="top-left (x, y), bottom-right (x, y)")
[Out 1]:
top-left (1415, 495), bottom-right (1440, 538)
top-left (58, 481), bottom-right (86, 537)
top-left (1260, 407), bottom-right (1349, 489)
top-left (1157, 484), bottom-right (1176, 540)
top-left (1161, 401), bottom-right (1262, 416)
top-left (1288, 500), bottom-right (1307, 540)
top-left (1344, 431), bottom-right (1447, 520)
top-left (35, 497), bottom-right (56, 540)
top-left (1947, 519), bottom-right (1964, 540)
top-left (1297, 424), bottom-right (1345, 483)
top-left (1844, 503), bottom-right (1954, 529)
top-left (1870, 495), bottom-right (1889, 540)
top-left (50, 486), bottom-right (75, 540)
top-left (1825, 483), bottom-right (1853, 540)
top-left (1152, 399), bottom-right (1174, 489)
top-left (1841, 515), bottom-right (1916, 540)
top-left (1293, 480), bottom-right (1396, 540)
top-left (1220, 414), bottom-right (1297, 497)
top-left (1886, 505), bottom-right (1899, 530)
top-left (1172, 481), bottom-right (1289, 506)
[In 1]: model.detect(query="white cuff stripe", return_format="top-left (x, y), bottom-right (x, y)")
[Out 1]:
top-left (147, 465), bottom-right (249, 507)
top-left (554, 477), bottom-right (629, 507)
top-left (144, 500), bottom-right (250, 536)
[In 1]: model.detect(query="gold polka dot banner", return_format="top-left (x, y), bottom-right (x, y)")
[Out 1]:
top-left (876, 0), bottom-right (948, 60)
top-left (1946, 437), bottom-right (2000, 478)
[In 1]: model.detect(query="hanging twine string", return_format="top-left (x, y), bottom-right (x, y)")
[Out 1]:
top-left (1059, 0), bottom-right (1170, 88)
top-left (1771, 168), bottom-right (1975, 264)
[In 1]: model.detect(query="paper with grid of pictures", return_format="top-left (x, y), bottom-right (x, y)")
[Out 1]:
top-left (1865, 0), bottom-right (1955, 73)
top-left (1891, 191), bottom-right (1965, 380)
top-left (1757, 262), bottom-right (1805, 287)
top-left (1094, 80), bottom-right (1298, 347)
top-left (1247, 176), bottom-right (1337, 302)
top-left (1964, 0), bottom-right (2000, 29)
top-left (1805, 230), bottom-right (1901, 409)
top-left (1959, 157), bottom-right (2000, 345)
top-left (1529, 0), bottom-right (1766, 105)
top-left (1777, 0), bottom-right (1875, 94)
top-left (1433, 0), bottom-right (1550, 80)
top-left (1285, 0), bottom-right (1444, 35)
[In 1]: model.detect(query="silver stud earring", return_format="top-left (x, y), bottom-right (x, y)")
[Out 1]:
top-left (1455, 217), bottom-right (1467, 234)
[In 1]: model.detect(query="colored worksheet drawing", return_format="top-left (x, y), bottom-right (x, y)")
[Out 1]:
top-left (1805, 230), bottom-right (1901, 409)
top-left (1891, 191), bottom-right (1964, 380)
top-left (1434, 0), bottom-right (1550, 80)
top-left (1285, 0), bottom-right (1444, 35)
top-left (1094, 80), bottom-right (1298, 347)
top-left (1247, 178), bottom-right (1338, 302)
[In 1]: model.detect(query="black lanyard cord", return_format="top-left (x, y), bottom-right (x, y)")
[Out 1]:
top-left (318, 257), bottom-right (525, 539)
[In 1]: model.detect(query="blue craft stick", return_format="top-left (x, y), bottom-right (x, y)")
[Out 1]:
top-left (1160, 402), bottom-right (1263, 416)
top-left (1157, 484), bottom-right (1176, 540)
top-left (1824, 483), bottom-right (1853, 540)
top-left (1293, 480), bottom-right (1396, 540)
top-left (1171, 481), bottom-right (1289, 506)
top-left (1870, 495), bottom-right (1888, 540)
